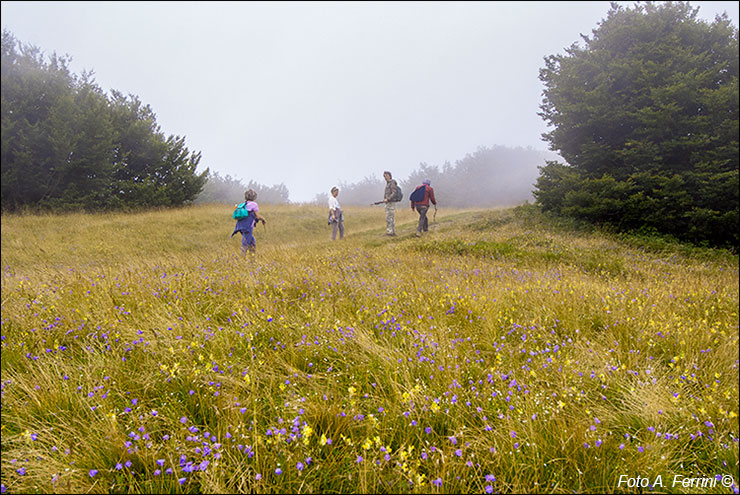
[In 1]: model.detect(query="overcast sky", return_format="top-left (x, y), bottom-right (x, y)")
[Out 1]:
top-left (2, 1), bottom-right (738, 202)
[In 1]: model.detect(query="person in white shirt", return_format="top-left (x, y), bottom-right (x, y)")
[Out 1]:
top-left (328, 186), bottom-right (344, 240)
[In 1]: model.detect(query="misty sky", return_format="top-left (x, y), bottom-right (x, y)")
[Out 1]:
top-left (2, 1), bottom-right (738, 202)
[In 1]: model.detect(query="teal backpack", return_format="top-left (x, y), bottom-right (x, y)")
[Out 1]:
top-left (233, 202), bottom-right (251, 220)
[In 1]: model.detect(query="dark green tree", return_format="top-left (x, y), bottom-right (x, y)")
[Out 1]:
top-left (1, 30), bottom-right (78, 208)
top-left (51, 73), bottom-right (117, 210)
top-left (535, 1), bottom-right (739, 248)
top-left (1, 30), bottom-right (207, 212)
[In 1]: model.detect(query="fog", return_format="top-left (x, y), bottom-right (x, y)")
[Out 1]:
top-left (2, 1), bottom-right (737, 203)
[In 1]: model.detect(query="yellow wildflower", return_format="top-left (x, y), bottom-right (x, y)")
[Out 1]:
top-left (301, 424), bottom-right (313, 445)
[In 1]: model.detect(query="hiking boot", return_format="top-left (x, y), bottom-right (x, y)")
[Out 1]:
top-left (415, 232), bottom-right (422, 237)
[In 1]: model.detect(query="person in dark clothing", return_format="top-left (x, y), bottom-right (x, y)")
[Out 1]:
top-left (410, 179), bottom-right (437, 237)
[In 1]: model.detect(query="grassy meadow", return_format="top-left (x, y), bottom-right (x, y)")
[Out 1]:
top-left (1, 203), bottom-right (738, 494)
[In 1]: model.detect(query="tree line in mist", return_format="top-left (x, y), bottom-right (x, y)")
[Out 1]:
top-left (311, 146), bottom-right (559, 207)
top-left (198, 145), bottom-right (559, 209)
top-left (194, 172), bottom-right (290, 205)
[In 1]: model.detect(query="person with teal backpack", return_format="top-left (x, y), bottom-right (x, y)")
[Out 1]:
top-left (231, 188), bottom-right (266, 256)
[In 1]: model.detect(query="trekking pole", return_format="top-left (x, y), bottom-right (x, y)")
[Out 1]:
top-left (433, 205), bottom-right (438, 223)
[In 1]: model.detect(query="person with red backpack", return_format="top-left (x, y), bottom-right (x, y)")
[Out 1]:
top-left (409, 179), bottom-right (437, 237)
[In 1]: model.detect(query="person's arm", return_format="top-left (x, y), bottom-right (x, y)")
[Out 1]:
top-left (429, 187), bottom-right (436, 206)
top-left (253, 208), bottom-right (266, 224)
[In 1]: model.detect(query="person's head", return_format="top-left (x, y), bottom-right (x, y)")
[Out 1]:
top-left (244, 189), bottom-right (257, 201)
top-left (331, 186), bottom-right (339, 197)
top-left (383, 171), bottom-right (392, 181)
top-left (422, 179), bottom-right (431, 186)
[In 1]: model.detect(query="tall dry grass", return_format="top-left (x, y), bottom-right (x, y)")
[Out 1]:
top-left (1, 203), bottom-right (738, 493)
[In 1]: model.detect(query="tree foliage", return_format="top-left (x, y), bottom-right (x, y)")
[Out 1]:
top-left (535, 1), bottom-right (739, 248)
top-left (1, 30), bottom-right (208, 212)
top-left (195, 171), bottom-right (290, 205)
top-left (404, 146), bottom-right (558, 208)
top-left (333, 146), bottom-right (556, 207)
top-left (332, 175), bottom-right (386, 206)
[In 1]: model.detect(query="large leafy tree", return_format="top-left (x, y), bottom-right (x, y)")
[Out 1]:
top-left (535, 1), bottom-right (738, 248)
top-left (1, 30), bottom-right (207, 211)
top-left (1, 30), bottom-right (78, 208)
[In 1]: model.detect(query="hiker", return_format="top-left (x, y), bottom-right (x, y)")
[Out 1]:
top-left (231, 188), bottom-right (266, 256)
top-left (382, 171), bottom-right (399, 236)
top-left (328, 186), bottom-right (344, 240)
top-left (410, 179), bottom-right (437, 237)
